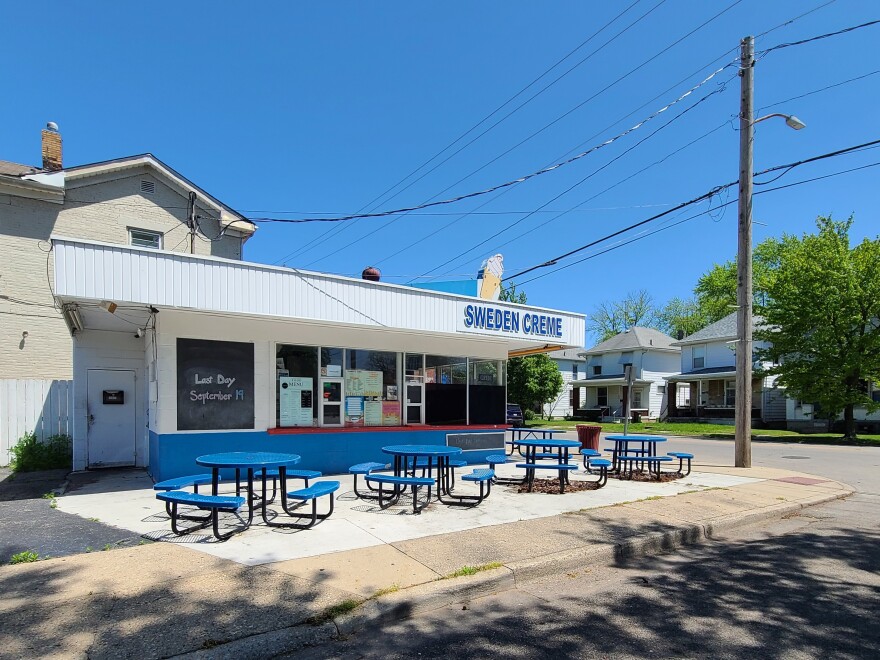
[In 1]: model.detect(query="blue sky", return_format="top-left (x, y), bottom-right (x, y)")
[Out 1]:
top-left (2, 1), bottom-right (878, 342)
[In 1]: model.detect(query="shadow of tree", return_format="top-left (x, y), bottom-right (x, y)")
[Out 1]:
top-left (320, 521), bottom-right (880, 659)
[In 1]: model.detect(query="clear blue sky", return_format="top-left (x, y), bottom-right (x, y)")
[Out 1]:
top-left (3, 1), bottom-right (878, 343)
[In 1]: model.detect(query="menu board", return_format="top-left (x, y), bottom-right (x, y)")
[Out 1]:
top-left (364, 400), bottom-right (383, 426)
top-left (345, 396), bottom-right (364, 426)
top-left (279, 376), bottom-right (313, 427)
top-left (382, 401), bottom-right (401, 426)
top-left (345, 369), bottom-right (383, 397)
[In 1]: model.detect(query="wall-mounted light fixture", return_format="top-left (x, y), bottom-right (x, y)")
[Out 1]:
top-left (100, 300), bottom-right (118, 314)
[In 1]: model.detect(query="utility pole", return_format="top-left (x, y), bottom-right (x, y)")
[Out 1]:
top-left (735, 35), bottom-right (754, 468)
top-left (186, 191), bottom-right (196, 254)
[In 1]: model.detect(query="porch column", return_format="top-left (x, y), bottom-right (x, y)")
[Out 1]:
top-left (668, 382), bottom-right (677, 416)
top-left (572, 386), bottom-right (580, 413)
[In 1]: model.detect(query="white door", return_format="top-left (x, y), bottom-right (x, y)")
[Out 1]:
top-left (87, 369), bottom-right (136, 468)
top-left (405, 378), bottom-right (424, 425)
top-left (320, 378), bottom-right (344, 427)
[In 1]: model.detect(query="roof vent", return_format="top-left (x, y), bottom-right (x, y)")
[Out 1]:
top-left (362, 266), bottom-right (381, 282)
top-left (140, 180), bottom-right (156, 195)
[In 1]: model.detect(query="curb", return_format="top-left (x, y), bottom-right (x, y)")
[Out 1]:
top-left (192, 484), bottom-right (852, 658)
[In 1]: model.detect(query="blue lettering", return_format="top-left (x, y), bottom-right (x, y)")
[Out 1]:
top-left (464, 304), bottom-right (474, 328)
top-left (474, 306), bottom-right (487, 328)
top-left (503, 310), bottom-right (511, 332)
top-left (523, 314), bottom-right (531, 333)
top-left (511, 312), bottom-right (520, 333)
top-left (539, 315), bottom-right (548, 335)
top-left (531, 314), bottom-right (540, 335)
top-left (555, 317), bottom-right (563, 337)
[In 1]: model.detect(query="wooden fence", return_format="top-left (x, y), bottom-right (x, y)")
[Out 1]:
top-left (0, 379), bottom-right (74, 465)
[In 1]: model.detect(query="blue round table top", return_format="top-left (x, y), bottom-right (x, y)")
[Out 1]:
top-left (196, 452), bottom-right (302, 469)
top-left (606, 435), bottom-right (668, 442)
top-left (515, 438), bottom-right (581, 449)
top-left (381, 444), bottom-right (463, 457)
top-left (507, 427), bottom-right (564, 433)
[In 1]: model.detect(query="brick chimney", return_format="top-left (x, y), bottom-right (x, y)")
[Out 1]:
top-left (41, 122), bottom-right (62, 171)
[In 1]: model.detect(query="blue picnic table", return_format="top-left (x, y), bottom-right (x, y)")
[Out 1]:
top-left (506, 427), bottom-right (567, 456)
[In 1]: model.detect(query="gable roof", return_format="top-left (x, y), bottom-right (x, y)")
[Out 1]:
top-left (0, 159), bottom-right (40, 177)
top-left (547, 348), bottom-right (587, 361)
top-left (581, 327), bottom-right (679, 355)
top-left (63, 154), bottom-right (255, 232)
top-left (0, 153), bottom-right (255, 233)
top-left (674, 312), bottom-right (765, 345)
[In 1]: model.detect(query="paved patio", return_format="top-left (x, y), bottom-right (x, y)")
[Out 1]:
top-left (57, 463), bottom-right (762, 566)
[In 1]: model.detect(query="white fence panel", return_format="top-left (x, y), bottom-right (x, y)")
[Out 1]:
top-left (0, 379), bottom-right (74, 465)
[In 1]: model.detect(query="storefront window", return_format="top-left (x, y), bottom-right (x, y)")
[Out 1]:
top-left (343, 349), bottom-right (400, 427)
top-left (276, 345), bottom-right (318, 427)
top-left (425, 355), bottom-right (467, 425)
top-left (468, 359), bottom-right (505, 424)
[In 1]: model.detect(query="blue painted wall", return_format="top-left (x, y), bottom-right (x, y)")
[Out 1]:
top-left (148, 429), bottom-right (502, 482)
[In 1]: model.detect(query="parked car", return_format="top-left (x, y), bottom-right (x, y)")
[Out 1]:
top-left (506, 403), bottom-right (524, 426)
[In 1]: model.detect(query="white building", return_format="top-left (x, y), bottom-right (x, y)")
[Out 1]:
top-left (542, 349), bottom-right (587, 419)
top-left (665, 312), bottom-right (786, 425)
top-left (570, 327), bottom-right (680, 421)
top-left (50, 236), bottom-right (586, 478)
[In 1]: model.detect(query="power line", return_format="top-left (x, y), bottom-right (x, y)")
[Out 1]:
top-left (412, 71), bottom-right (736, 281)
top-left (295, 0), bottom-right (745, 268)
top-left (504, 138), bottom-right (880, 282)
top-left (252, 62), bottom-right (735, 230)
top-left (754, 0), bottom-right (838, 38)
top-left (758, 18), bottom-right (880, 56)
top-left (514, 159), bottom-right (880, 287)
top-left (356, 0), bottom-right (652, 215)
top-left (270, 0), bottom-right (655, 267)
top-left (379, 48), bottom-right (743, 274)
top-left (757, 69), bottom-right (880, 113)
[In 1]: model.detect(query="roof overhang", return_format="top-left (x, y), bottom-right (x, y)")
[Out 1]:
top-left (63, 154), bottom-right (256, 236)
top-left (665, 369), bottom-right (736, 382)
top-left (571, 378), bottom-right (652, 387)
top-left (51, 237), bottom-right (586, 356)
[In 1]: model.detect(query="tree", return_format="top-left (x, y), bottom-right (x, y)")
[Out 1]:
top-left (657, 296), bottom-right (710, 339)
top-left (694, 239), bottom-right (784, 323)
top-left (588, 289), bottom-right (659, 342)
top-left (499, 283), bottom-right (527, 304)
top-left (757, 216), bottom-right (880, 440)
top-left (507, 353), bottom-right (564, 419)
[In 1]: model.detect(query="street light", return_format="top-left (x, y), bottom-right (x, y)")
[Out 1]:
top-left (736, 37), bottom-right (806, 468)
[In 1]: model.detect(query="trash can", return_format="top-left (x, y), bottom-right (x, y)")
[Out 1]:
top-left (631, 411), bottom-right (642, 423)
top-left (576, 424), bottom-right (601, 451)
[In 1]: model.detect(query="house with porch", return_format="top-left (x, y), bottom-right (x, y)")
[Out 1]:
top-left (542, 348), bottom-right (587, 419)
top-left (664, 312), bottom-right (786, 425)
top-left (570, 327), bottom-right (679, 422)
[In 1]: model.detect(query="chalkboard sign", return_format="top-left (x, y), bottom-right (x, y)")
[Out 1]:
top-left (177, 338), bottom-right (255, 430)
top-left (446, 432), bottom-right (505, 452)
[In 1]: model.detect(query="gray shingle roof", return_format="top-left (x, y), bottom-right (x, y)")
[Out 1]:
top-left (0, 160), bottom-right (39, 176)
top-left (675, 312), bottom-right (764, 345)
top-left (582, 327), bottom-right (679, 355)
top-left (547, 348), bottom-right (587, 361)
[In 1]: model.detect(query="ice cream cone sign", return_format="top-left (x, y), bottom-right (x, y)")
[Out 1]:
top-left (477, 254), bottom-right (504, 300)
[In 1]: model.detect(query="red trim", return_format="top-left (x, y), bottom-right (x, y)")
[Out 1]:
top-left (267, 424), bottom-right (505, 435)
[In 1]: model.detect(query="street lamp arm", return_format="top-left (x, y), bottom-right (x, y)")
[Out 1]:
top-left (754, 113), bottom-right (806, 130)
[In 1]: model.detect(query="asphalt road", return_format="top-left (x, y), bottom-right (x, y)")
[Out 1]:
top-left (294, 438), bottom-right (880, 660)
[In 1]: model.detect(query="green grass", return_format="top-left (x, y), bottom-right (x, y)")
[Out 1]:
top-left (440, 562), bottom-right (504, 580)
top-left (9, 551), bottom-right (40, 564)
top-left (526, 419), bottom-right (880, 445)
top-left (306, 598), bottom-right (365, 625)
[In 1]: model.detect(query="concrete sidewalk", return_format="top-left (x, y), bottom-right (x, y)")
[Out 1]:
top-left (0, 465), bottom-right (852, 659)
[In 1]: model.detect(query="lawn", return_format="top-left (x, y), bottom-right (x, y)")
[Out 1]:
top-left (525, 419), bottom-right (880, 446)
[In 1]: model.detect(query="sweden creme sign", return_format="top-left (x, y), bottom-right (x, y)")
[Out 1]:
top-left (456, 301), bottom-right (566, 340)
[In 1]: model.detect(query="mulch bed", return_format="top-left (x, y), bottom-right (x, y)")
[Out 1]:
top-left (512, 470), bottom-right (684, 494)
